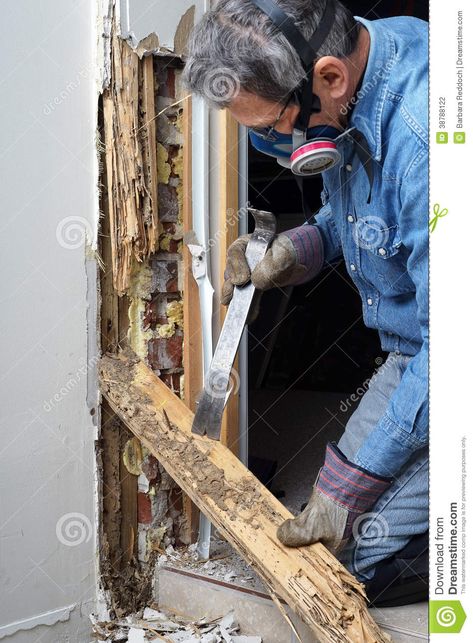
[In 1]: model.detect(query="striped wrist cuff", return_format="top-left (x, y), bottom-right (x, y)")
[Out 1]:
top-left (282, 225), bottom-right (324, 285)
top-left (316, 442), bottom-right (392, 515)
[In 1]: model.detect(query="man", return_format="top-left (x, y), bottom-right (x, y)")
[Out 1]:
top-left (183, 0), bottom-right (428, 605)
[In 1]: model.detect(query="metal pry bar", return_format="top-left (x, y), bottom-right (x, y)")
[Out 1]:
top-left (191, 208), bottom-right (277, 439)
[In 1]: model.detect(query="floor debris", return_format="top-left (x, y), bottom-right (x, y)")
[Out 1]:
top-left (90, 607), bottom-right (262, 642)
top-left (157, 538), bottom-right (265, 593)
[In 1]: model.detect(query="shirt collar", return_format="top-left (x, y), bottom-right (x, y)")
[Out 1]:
top-left (348, 17), bottom-right (397, 161)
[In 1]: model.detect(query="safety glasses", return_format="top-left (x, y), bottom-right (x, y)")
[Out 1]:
top-left (248, 93), bottom-right (294, 141)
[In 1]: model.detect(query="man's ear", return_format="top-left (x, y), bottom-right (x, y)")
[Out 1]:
top-left (313, 56), bottom-right (350, 100)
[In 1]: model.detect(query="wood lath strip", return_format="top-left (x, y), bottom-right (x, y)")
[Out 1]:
top-left (218, 110), bottom-right (240, 455)
top-left (182, 95), bottom-right (201, 542)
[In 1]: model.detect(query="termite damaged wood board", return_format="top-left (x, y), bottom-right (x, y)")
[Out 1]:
top-left (99, 349), bottom-right (391, 643)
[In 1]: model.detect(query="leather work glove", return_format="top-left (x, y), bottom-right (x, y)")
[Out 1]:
top-left (221, 225), bottom-right (324, 307)
top-left (277, 442), bottom-right (392, 554)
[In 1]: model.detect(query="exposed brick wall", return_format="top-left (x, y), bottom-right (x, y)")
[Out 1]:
top-left (147, 61), bottom-right (184, 396)
top-left (124, 58), bottom-right (188, 562)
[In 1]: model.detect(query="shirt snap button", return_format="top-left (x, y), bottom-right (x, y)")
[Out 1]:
top-left (346, 163), bottom-right (353, 171)
top-left (347, 214), bottom-right (354, 223)
top-left (367, 297), bottom-right (373, 306)
top-left (350, 263), bottom-right (356, 271)
top-left (378, 247), bottom-right (387, 256)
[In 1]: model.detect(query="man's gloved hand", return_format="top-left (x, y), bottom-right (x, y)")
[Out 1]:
top-left (277, 442), bottom-right (392, 554)
top-left (221, 225), bottom-right (324, 306)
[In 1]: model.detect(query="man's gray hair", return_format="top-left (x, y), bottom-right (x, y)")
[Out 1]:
top-left (182, 0), bottom-right (360, 108)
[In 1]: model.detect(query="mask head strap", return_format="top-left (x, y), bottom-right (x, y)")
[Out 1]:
top-left (250, 0), bottom-right (334, 67)
top-left (250, 0), bottom-right (336, 133)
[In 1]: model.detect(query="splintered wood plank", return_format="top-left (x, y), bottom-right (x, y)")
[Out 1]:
top-left (99, 350), bottom-right (391, 643)
top-left (102, 27), bottom-right (159, 295)
top-left (99, 155), bottom-right (138, 563)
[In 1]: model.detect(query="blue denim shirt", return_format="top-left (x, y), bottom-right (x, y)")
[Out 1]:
top-left (311, 16), bottom-right (429, 478)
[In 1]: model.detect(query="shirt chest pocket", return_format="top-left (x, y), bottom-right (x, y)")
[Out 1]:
top-left (354, 218), bottom-right (414, 294)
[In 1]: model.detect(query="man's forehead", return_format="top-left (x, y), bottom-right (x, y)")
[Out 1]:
top-left (229, 92), bottom-right (281, 126)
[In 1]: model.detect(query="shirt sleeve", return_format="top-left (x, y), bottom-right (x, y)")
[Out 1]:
top-left (286, 199), bottom-right (344, 285)
top-left (307, 201), bottom-right (344, 265)
top-left (353, 147), bottom-right (429, 478)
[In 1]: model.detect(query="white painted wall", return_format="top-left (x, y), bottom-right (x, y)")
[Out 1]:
top-left (0, 1), bottom-right (99, 640)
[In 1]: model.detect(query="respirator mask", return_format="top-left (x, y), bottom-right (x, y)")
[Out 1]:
top-left (247, 0), bottom-right (340, 177)
top-left (249, 122), bottom-right (342, 176)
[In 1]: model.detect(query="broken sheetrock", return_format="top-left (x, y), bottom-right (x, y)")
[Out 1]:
top-left (128, 627), bottom-right (146, 643)
top-left (118, 4), bottom-right (196, 58)
top-left (156, 538), bottom-right (264, 593)
top-left (133, 34), bottom-right (162, 59)
top-left (90, 607), bottom-right (262, 642)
